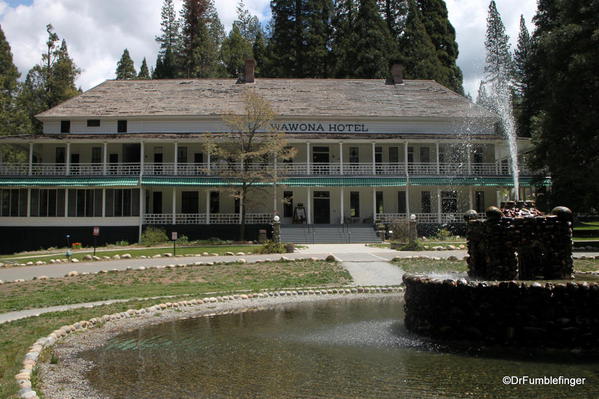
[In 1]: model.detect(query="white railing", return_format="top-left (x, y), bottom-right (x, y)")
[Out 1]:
top-left (176, 213), bottom-right (207, 224)
top-left (32, 163), bottom-right (67, 176)
top-left (414, 213), bottom-right (439, 223)
top-left (144, 214), bottom-right (173, 224)
top-left (376, 213), bottom-right (408, 222)
top-left (0, 161), bottom-right (537, 177)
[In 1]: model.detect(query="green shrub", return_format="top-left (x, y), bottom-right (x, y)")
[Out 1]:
top-left (141, 227), bottom-right (169, 246)
top-left (115, 240), bottom-right (129, 247)
top-left (435, 228), bottom-right (453, 241)
top-left (257, 241), bottom-right (287, 254)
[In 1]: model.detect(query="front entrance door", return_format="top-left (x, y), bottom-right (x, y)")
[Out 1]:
top-left (181, 191), bottom-right (199, 213)
top-left (154, 152), bottom-right (163, 175)
top-left (313, 191), bottom-right (330, 224)
top-left (152, 192), bottom-right (162, 214)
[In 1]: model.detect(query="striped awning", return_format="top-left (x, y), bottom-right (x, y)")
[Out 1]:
top-left (0, 177), bottom-right (139, 187)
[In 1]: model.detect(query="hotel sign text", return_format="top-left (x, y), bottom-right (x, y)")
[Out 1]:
top-left (270, 122), bottom-right (370, 133)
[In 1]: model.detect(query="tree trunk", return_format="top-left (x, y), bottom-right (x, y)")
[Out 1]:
top-left (239, 189), bottom-right (246, 242)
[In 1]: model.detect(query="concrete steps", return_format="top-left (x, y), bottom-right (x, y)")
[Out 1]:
top-left (281, 225), bottom-right (381, 244)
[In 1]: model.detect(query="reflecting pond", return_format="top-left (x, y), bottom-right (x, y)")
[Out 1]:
top-left (83, 297), bottom-right (599, 398)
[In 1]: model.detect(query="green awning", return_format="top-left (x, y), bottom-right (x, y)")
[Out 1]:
top-left (0, 177), bottom-right (139, 187)
top-left (409, 177), bottom-right (551, 187)
top-left (281, 177), bottom-right (407, 187)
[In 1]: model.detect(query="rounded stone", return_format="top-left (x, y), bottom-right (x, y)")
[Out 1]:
top-left (485, 206), bottom-right (503, 220)
top-left (463, 209), bottom-right (479, 221)
top-left (551, 206), bottom-right (573, 221)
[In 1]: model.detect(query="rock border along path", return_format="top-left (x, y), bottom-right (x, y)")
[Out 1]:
top-left (19, 288), bottom-right (403, 399)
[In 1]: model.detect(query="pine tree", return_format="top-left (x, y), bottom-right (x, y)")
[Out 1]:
top-left (18, 25), bottom-right (80, 133)
top-left (115, 49), bottom-right (137, 80)
top-left (221, 24), bottom-right (253, 78)
top-left (521, 0), bottom-right (599, 211)
top-left (331, 0), bottom-right (359, 77)
top-left (269, 0), bottom-right (302, 77)
top-left (234, 0), bottom-right (262, 42)
top-left (417, 0), bottom-right (463, 93)
top-left (0, 25), bottom-right (30, 138)
top-left (378, 0), bottom-right (408, 40)
top-left (483, 1), bottom-right (512, 93)
top-left (303, 0), bottom-right (334, 77)
top-left (512, 15), bottom-right (530, 99)
top-left (155, 0), bottom-right (181, 78)
top-left (138, 58), bottom-right (151, 79)
top-left (179, 0), bottom-right (225, 78)
top-left (350, 0), bottom-right (394, 78)
top-left (400, 0), bottom-right (444, 82)
top-left (252, 30), bottom-right (268, 77)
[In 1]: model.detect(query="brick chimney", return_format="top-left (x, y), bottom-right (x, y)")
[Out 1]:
top-left (244, 59), bottom-right (256, 83)
top-left (391, 64), bottom-right (404, 85)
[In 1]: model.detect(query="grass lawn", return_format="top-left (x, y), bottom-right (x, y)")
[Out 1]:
top-left (0, 260), bottom-right (352, 399)
top-left (0, 245), bottom-right (260, 265)
top-left (392, 258), bottom-right (599, 274)
top-left (0, 261), bottom-right (351, 314)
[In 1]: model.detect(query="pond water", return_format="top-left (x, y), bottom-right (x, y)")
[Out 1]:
top-left (83, 297), bottom-right (599, 399)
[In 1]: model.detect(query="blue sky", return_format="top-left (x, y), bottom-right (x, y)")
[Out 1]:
top-left (0, 0), bottom-right (537, 97)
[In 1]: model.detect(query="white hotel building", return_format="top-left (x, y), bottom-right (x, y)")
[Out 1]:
top-left (0, 64), bottom-right (545, 251)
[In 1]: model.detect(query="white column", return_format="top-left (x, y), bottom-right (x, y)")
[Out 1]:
top-left (28, 143), bottom-right (33, 175)
top-left (372, 187), bottom-right (377, 221)
top-left (306, 142), bottom-right (311, 174)
top-left (173, 142), bottom-right (178, 176)
top-left (239, 193), bottom-right (243, 224)
top-left (467, 147), bottom-right (472, 175)
top-left (436, 142), bottom-right (440, 174)
top-left (207, 152), bottom-right (211, 176)
top-left (404, 142), bottom-right (409, 176)
top-left (468, 187), bottom-right (474, 211)
top-left (273, 185), bottom-right (278, 214)
top-left (172, 188), bottom-right (176, 225)
top-left (437, 188), bottom-right (442, 223)
top-left (26, 188), bottom-right (31, 217)
top-left (371, 142), bottom-right (376, 174)
top-left (496, 189), bottom-right (502, 207)
top-left (138, 187), bottom-right (144, 243)
top-left (406, 184), bottom-right (411, 219)
top-left (340, 187), bottom-right (344, 224)
top-left (139, 142), bottom-right (145, 176)
top-left (102, 189), bottom-right (106, 217)
top-left (102, 142), bottom-right (108, 175)
top-left (205, 190), bottom-right (210, 224)
top-left (339, 142), bottom-right (344, 175)
top-left (65, 189), bottom-right (69, 218)
top-left (66, 142), bottom-right (71, 176)
top-left (306, 187), bottom-right (312, 224)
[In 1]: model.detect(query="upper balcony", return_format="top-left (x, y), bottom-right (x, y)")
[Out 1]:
top-left (0, 161), bottom-right (531, 177)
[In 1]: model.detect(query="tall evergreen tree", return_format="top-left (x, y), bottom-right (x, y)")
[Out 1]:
top-left (252, 30), bottom-right (268, 77)
top-left (0, 25), bottom-right (30, 138)
top-left (18, 25), bottom-right (80, 133)
top-left (221, 24), bottom-right (253, 77)
top-left (179, 0), bottom-right (225, 78)
top-left (417, 0), bottom-right (463, 93)
top-left (138, 58), bottom-right (151, 79)
top-left (512, 15), bottom-right (530, 98)
top-left (269, 0), bottom-right (303, 77)
top-left (349, 0), bottom-right (394, 78)
top-left (522, 0), bottom-right (599, 212)
top-left (234, 0), bottom-right (262, 42)
top-left (400, 0), bottom-right (444, 82)
top-left (115, 49), bottom-right (137, 80)
top-left (154, 0), bottom-right (181, 78)
top-left (377, 0), bottom-right (408, 40)
top-left (303, 0), bottom-right (334, 77)
top-left (331, 0), bottom-right (359, 77)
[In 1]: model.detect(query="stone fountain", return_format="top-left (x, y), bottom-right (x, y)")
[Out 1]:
top-left (403, 204), bottom-right (599, 349)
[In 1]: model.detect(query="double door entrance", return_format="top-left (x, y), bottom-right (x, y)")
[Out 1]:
top-left (313, 191), bottom-right (330, 224)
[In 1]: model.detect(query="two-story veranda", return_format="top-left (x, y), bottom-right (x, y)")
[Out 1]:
top-left (0, 73), bottom-right (546, 251)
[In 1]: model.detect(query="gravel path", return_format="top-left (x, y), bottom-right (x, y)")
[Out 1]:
top-left (341, 261), bottom-right (404, 286)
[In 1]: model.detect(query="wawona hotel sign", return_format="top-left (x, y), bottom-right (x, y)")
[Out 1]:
top-left (270, 122), bottom-right (370, 133)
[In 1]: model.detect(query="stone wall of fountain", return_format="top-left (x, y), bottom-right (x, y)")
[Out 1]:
top-left (403, 275), bottom-right (599, 349)
top-left (465, 206), bottom-right (574, 280)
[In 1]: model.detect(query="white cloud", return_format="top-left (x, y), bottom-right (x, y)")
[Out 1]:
top-left (1, 0), bottom-right (537, 97)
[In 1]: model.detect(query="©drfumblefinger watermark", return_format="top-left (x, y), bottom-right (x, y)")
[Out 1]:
top-left (503, 376), bottom-right (587, 387)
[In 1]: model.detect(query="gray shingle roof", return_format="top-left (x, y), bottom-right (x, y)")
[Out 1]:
top-left (37, 78), bottom-right (496, 120)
